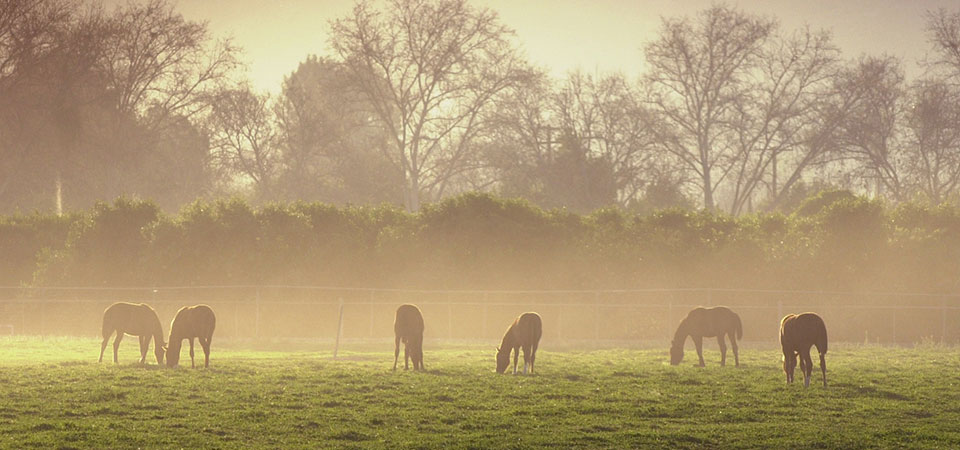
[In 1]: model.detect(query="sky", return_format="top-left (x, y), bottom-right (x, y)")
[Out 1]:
top-left (135, 0), bottom-right (960, 93)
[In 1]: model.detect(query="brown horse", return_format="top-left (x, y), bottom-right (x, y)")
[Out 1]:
top-left (496, 312), bottom-right (542, 375)
top-left (167, 305), bottom-right (216, 368)
top-left (780, 312), bottom-right (828, 387)
top-left (393, 304), bottom-right (425, 371)
top-left (670, 306), bottom-right (742, 367)
top-left (98, 302), bottom-right (166, 365)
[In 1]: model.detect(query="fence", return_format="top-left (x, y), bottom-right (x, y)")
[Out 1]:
top-left (1, 286), bottom-right (959, 345)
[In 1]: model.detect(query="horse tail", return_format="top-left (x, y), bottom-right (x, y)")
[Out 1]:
top-left (735, 314), bottom-right (743, 340)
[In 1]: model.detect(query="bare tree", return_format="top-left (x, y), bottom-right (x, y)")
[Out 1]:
top-left (329, 0), bottom-right (531, 211)
top-left (834, 56), bottom-right (907, 200)
top-left (100, 0), bottom-right (239, 127)
top-left (902, 79), bottom-right (960, 203)
top-left (644, 5), bottom-right (776, 210)
top-left (553, 71), bottom-right (664, 207)
top-left (724, 27), bottom-right (842, 214)
top-left (207, 86), bottom-right (279, 200)
top-left (925, 8), bottom-right (960, 81)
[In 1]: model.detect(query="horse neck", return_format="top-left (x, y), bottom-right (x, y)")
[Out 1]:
top-left (673, 319), bottom-right (690, 344)
top-left (499, 327), bottom-right (517, 349)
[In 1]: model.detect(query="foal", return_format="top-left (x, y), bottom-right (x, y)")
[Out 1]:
top-left (780, 312), bottom-right (828, 388)
top-left (496, 312), bottom-right (542, 375)
top-left (167, 305), bottom-right (216, 368)
top-left (670, 306), bottom-right (742, 367)
top-left (99, 302), bottom-right (166, 365)
top-left (394, 304), bottom-right (425, 371)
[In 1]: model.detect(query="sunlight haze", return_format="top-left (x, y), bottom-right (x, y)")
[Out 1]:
top-left (135, 0), bottom-right (960, 92)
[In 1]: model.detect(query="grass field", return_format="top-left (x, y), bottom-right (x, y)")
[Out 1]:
top-left (1, 337), bottom-right (959, 449)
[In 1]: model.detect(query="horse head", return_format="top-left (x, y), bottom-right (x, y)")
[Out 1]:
top-left (669, 340), bottom-right (684, 365)
top-left (155, 340), bottom-right (166, 366)
top-left (495, 346), bottom-right (510, 374)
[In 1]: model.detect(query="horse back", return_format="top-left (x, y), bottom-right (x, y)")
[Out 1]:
top-left (171, 304), bottom-right (216, 339)
top-left (103, 302), bottom-right (161, 336)
top-left (394, 304), bottom-right (424, 341)
top-left (685, 306), bottom-right (738, 338)
top-left (514, 312), bottom-right (542, 347)
top-left (781, 313), bottom-right (827, 353)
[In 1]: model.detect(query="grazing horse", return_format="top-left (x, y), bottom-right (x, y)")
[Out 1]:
top-left (167, 305), bottom-right (216, 368)
top-left (670, 306), bottom-right (742, 367)
top-left (780, 313), bottom-right (828, 387)
top-left (496, 312), bottom-right (542, 375)
top-left (98, 302), bottom-right (166, 365)
top-left (393, 304), bottom-right (425, 371)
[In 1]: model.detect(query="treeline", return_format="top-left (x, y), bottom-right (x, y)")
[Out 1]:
top-left (4, 1), bottom-right (960, 215)
top-left (2, 192), bottom-right (958, 294)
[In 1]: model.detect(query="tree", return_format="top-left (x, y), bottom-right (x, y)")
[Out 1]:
top-left (330, 0), bottom-right (531, 211)
top-left (644, 5), bottom-right (776, 210)
top-left (207, 86), bottom-right (279, 201)
top-left (100, 0), bottom-right (239, 127)
top-left (834, 56), bottom-right (907, 200)
top-left (901, 79), bottom-right (960, 203)
top-left (273, 56), bottom-right (401, 204)
top-left (925, 8), bottom-right (960, 81)
top-left (485, 71), bottom-right (667, 211)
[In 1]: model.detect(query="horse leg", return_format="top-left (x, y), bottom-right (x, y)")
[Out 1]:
top-left (189, 338), bottom-right (196, 368)
top-left (693, 336), bottom-right (705, 367)
top-left (717, 335), bottom-right (727, 366)
top-left (138, 335), bottom-right (149, 364)
top-left (404, 341), bottom-right (410, 370)
top-left (200, 337), bottom-right (211, 368)
top-left (393, 335), bottom-right (401, 371)
top-left (99, 331), bottom-right (111, 363)
top-left (112, 332), bottom-right (124, 364)
top-left (512, 346), bottom-right (519, 375)
top-left (819, 350), bottom-right (827, 388)
top-left (521, 344), bottom-right (531, 375)
top-left (731, 333), bottom-right (740, 367)
top-left (530, 342), bottom-right (538, 374)
top-left (801, 349), bottom-right (813, 388)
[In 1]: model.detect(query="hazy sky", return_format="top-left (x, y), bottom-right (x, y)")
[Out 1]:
top-left (148, 0), bottom-right (959, 92)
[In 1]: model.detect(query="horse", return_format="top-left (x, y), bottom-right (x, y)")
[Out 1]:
top-left (670, 306), bottom-right (742, 367)
top-left (98, 302), bottom-right (166, 365)
top-left (393, 304), bottom-right (425, 371)
top-left (780, 312), bottom-right (828, 387)
top-left (496, 312), bottom-right (542, 375)
top-left (167, 305), bottom-right (216, 368)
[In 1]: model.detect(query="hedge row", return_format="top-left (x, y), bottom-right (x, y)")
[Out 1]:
top-left (2, 192), bottom-right (958, 294)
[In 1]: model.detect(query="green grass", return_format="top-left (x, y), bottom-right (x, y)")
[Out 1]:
top-left (1, 337), bottom-right (959, 448)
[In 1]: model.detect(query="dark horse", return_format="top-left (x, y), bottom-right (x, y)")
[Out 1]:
top-left (98, 302), bottom-right (166, 365)
top-left (167, 305), bottom-right (216, 368)
top-left (496, 312), bottom-right (542, 375)
top-left (670, 306), bottom-right (742, 367)
top-left (780, 313), bottom-right (828, 387)
top-left (394, 304), bottom-right (425, 371)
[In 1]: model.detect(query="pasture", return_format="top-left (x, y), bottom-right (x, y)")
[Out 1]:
top-left (1, 337), bottom-right (959, 448)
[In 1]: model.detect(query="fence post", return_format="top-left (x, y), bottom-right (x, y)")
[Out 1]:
top-left (482, 292), bottom-right (488, 340)
top-left (557, 304), bottom-right (563, 342)
top-left (448, 300), bottom-right (453, 340)
top-left (594, 291), bottom-right (601, 341)
top-left (942, 297), bottom-right (948, 344)
top-left (255, 287), bottom-right (261, 339)
top-left (892, 309), bottom-right (897, 345)
top-left (334, 298), bottom-right (345, 358)
top-left (667, 296), bottom-right (673, 341)
top-left (234, 302), bottom-right (240, 340)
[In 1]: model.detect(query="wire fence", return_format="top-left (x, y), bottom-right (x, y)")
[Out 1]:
top-left (1, 286), bottom-right (958, 345)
